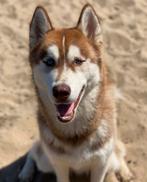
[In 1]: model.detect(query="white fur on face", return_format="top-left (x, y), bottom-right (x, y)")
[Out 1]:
top-left (56, 67), bottom-right (87, 102)
top-left (55, 45), bottom-right (87, 102)
top-left (33, 62), bottom-right (58, 120)
top-left (58, 44), bottom-right (100, 103)
top-left (67, 45), bottom-right (85, 63)
top-left (47, 45), bottom-right (59, 61)
top-left (33, 44), bottom-right (59, 107)
top-left (61, 60), bottom-right (100, 101)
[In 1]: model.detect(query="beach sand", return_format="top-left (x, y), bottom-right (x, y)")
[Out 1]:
top-left (0, 0), bottom-right (147, 181)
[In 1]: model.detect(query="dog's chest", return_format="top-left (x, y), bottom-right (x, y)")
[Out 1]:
top-left (65, 138), bottom-right (113, 172)
top-left (43, 129), bottom-right (114, 172)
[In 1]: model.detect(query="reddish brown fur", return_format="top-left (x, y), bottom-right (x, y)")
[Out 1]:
top-left (30, 29), bottom-right (101, 67)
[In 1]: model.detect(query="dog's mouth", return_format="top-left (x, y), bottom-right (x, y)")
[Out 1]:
top-left (55, 85), bottom-right (85, 123)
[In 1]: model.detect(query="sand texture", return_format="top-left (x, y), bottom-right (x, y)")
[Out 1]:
top-left (0, 0), bottom-right (147, 181)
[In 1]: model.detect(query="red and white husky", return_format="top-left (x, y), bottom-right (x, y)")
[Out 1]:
top-left (19, 4), bottom-right (132, 182)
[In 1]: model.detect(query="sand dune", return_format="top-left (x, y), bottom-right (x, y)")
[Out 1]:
top-left (0, 0), bottom-right (147, 181)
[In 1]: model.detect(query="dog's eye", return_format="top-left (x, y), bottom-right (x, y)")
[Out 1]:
top-left (43, 57), bottom-right (56, 67)
top-left (73, 57), bottom-right (85, 65)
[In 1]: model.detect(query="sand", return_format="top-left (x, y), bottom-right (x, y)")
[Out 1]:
top-left (0, 0), bottom-right (147, 181)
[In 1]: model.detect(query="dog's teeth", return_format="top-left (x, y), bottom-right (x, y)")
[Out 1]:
top-left (62, 116), bottom-right (70, 120)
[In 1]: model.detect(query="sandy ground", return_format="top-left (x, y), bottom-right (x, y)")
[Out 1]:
top-left (0, 0), bottom-right (147, 181)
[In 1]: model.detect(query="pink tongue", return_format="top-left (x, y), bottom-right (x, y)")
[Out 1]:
top-left (56, 103), bottom-right (75, 117)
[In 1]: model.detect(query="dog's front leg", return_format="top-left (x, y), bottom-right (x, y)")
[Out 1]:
top-left (91, 165), bottom-right (108, 182)
top-left (54, 164), bottom-right (69, 182)
top-left (91, 158), bottom-right (110, 182)
top-left (19, 141), bottom-right (54, 181)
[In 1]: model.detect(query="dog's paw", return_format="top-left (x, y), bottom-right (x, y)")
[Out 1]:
top-left (116, 158), bottom-right (134, 182)
top-left (105, 172), bottom-right (119, 182)
top-left (116, 170), bottom-right (134, 182)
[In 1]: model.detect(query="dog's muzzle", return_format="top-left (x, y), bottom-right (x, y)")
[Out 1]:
top-left (54, 85), bottom-right (85, 123)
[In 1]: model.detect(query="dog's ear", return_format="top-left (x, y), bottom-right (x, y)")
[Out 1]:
top-left (77, 4), bottom-right (101, 40)
top-left (30, 6), bottom-right (53, 49)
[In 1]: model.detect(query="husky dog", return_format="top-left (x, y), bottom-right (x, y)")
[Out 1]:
top-left (19, 4), bottom-right (133, 182)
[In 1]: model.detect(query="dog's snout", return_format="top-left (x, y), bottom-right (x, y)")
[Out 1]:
top-left (53, 84), bottom-right (71, 102)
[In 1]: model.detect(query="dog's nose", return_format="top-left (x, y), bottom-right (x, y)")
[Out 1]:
top-left (53, 84), bottom-right (71, 102)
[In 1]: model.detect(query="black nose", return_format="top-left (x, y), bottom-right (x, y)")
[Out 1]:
top-left (53, 84), bottom-right (71, 102)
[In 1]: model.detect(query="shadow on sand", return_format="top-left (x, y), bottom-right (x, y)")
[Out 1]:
top-left (0, 154), bottom-right (90, 182)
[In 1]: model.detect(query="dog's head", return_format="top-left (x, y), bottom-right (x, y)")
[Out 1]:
top-left (30, 4), bottom-right (104, 123)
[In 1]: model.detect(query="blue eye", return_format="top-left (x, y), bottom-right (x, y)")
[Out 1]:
top-left (43, 57), bottom-right (56, 67)
top-left (74, 57), bottom-right (86, 65)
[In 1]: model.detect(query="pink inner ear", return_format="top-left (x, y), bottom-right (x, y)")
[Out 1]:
top-left (86, 12), bottom-right (97, 39)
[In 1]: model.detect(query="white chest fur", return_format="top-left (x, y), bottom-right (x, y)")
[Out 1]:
top-left (42, 128), bottom-right (114, 173)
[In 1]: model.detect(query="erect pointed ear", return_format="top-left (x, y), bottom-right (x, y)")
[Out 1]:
top-left (30, 6), bottom-right (53, 49)
top-left (77, 4), bottom-right (101, 40)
